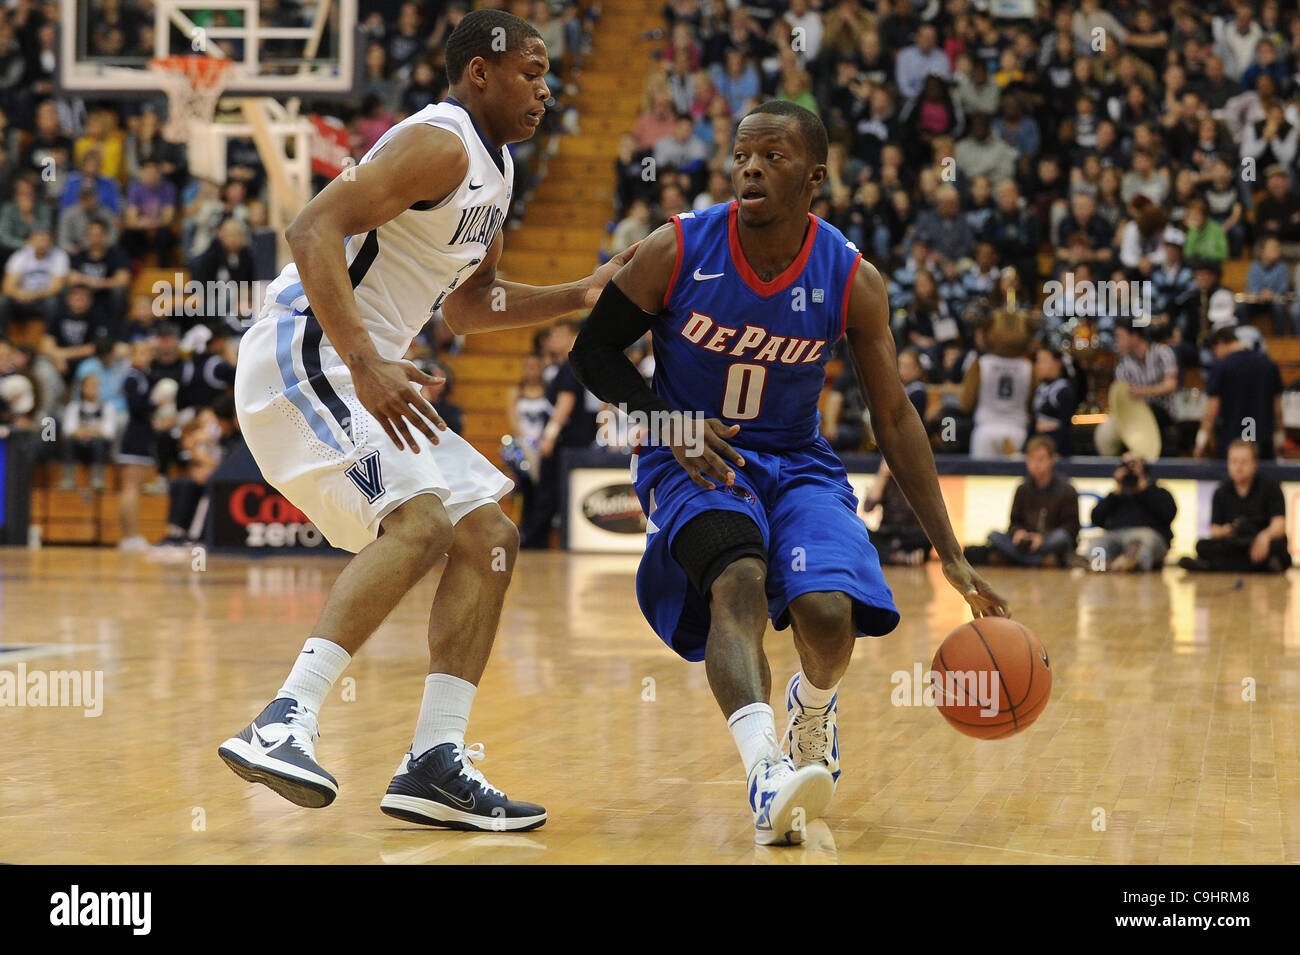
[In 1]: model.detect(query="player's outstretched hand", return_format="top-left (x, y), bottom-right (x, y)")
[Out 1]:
top-left (351, 356), bottom-right (447, 453)
top-left (582, 242), bottom-right (641, 308)
top-left (942, 558), bottom-right (1010, 618)
top-left (672, 416), bottom-right (746, 490)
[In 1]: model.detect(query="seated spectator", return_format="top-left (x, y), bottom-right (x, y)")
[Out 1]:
top-left (710, 48), bottom-right (760, 118)
top-left (1241, 103), bottom-right (1298, 186)
top-left (399, 59), bottom-right (445, 116)
top-left (191, 219), bottom-right (256, 332)
top-left (895, 24), bottom-right (951, 101)
top-left (1243, 236), bottom-right (1293, 335)
top-left (1118, 201), bottom-right (1169, 275)
top-left (0, 227), bottom-right (68, 337)
top-left (124, 109), bottom-right (184, 184)
top-left (653, 114), bottom-right (708, 175)
top-left (73, 110), bottom-right (124, 182)
top-left (966, 436), bottom-right (1079, 568)
top-left (22, 100), bottom-right (74, 184)
top-left (1180, 440), bottom-right (1291, 574)
top-left (419, 359), bottom-right (464, 436)
top-left (861, 460), bottom-right (931, 566)
top-left (122, 158), bottom-right (178, 264)
top-left (68, 220), bottom-right (131, 331)
top-left (59, 150), bottom-right (122, 215)
top-left (58, 372), bottom-right (115, 491)
top-left (1085, 453), bottom-right (1177, 573)
top-left (1252, 164), bottom-right (1300, 255)
top-left (901, 270), bottom-right (954, 372)
top-left (634, 91), bottom-right (679, 151)
top-left (614, 132), bottom-right (655, 215)
top-left (1151, 227), bottom-right (1194, 318)
top-left (1120, 149), bottom-right (1170, 207)
top-left (899, 347), bottom-right (929, 421)
top-left (0, 177), bottom-right (56, 260)
top-left (954, 112), bottom-right (1017, 185)
top-left (1201, 159), bottom-right (1246, 258)
top-left (820, 361), bottom-right (866, 452)
top-left (609, 198), bottom-right (653, 256)
top-left (57, 180), bottom-right (121, 256)
top-left (1196, 325), bottom-right (1285, 461)
top-left (1055, 192), bottom-right (1114, 271)
top-left (43, 282), bottom-right (109, 375)
top-left (1030, 345), bottom-right (1077, 457)
top-left (154, 408), bottom-right (225, 549)
top-left (1095, 320), bottom-right (1178, 456)
top-left (913, 185), bottom-right (976, 273)
top-left (983, 178), bottom-right (1040, 284)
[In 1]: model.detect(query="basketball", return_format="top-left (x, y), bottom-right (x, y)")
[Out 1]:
top-left (931, 618), bottom-right (1051, 739)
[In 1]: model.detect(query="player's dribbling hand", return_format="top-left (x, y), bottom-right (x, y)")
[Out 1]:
top-left (351, 356), bottom-right (447, 453)
top-left (582, 242), bottom-right (640, 308)
top-left (942, 558), bottom-right (1010, 618)
top-left (673, 416), bottom-right (746, 490)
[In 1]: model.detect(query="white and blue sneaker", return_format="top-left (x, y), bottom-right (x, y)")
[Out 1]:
top-left (784, 673), bottom-right (841, 790)
top-left (218, 698), bottom-right (338, 808)
top-left (748, 754), bottom-right (834, 846)
top-left (380, 742), bottom-right (547, 832)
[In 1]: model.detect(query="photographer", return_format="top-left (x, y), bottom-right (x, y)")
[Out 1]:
top-left (1086, 453), bottom-right (1178, 572)
top-left (1180, 440), bottom-right (1290, 574)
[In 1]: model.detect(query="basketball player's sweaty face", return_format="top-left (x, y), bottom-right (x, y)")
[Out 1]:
top-left (730, 116), bottom-right (823, 228)
top-left (481, 37), bottom-right (551, 144)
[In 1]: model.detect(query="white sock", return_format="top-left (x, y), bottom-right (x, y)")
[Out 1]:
top-left (276, 638), bottom-right (351, 714)
top-left (411, 673), bottom-right (477, 756)
top-left (728, 702), bottom-right (780, 777)
top-left (797, 672), bottom-right (838, 710)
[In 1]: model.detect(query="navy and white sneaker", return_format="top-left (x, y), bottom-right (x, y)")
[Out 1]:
top-left (783, 672), bottom-right (841, 789)
top-left (748, 754), bottom-right (834, 846)
top-left (218, 698), bottom-right (338, 808)
top-left (380, 742), bottom-right (546, 832)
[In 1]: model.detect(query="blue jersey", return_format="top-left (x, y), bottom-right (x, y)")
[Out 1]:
top-left (653, 201), bottom-right (863, 452)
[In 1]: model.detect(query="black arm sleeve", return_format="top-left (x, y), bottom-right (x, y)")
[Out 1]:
top-left (569, 279), bottom-right (673, 417)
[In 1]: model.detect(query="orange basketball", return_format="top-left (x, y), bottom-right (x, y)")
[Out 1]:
top-left (931, 617), bottom-right (1051, 739)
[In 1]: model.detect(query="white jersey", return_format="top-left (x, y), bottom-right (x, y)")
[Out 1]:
top-left (261, 99), bottom-right (513, 360)
top-left (972, 353), bottom-right (1031, 430)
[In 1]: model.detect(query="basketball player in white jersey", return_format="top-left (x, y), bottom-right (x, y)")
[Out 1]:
top-left (219, 10), bottom-right (630, 831)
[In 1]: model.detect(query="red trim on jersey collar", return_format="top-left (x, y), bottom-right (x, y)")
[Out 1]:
top-left (665, 215), bottom-right (685, 310)
top-left (727, 200), bottom-right (819, 298)
top-left (840, 251), bottom-right (862, 339)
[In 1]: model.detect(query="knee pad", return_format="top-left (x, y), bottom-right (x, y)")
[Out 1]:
top-left (671, 510), bottom-right (767, 599)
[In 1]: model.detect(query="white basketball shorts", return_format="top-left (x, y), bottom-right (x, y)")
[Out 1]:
top-left (234, 303), bottom-right (512, 553)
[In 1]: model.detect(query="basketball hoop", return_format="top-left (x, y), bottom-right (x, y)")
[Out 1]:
top-left (149, 55), bottom-right (237, 144)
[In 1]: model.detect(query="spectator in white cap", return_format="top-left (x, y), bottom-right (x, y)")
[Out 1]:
top-left (1206, 287), bottom-right (1264, 356)
top-left (1152, 226), bottom-right (1193, 321)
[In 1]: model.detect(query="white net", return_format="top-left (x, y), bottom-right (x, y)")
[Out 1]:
top-left (148, 57), bottom-right (235, 145)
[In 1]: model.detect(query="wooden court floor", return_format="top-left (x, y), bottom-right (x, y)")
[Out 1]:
top-left (1, 547), bottom-right (1298, 864)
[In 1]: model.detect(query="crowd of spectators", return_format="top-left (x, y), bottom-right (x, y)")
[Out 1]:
top-left (601, 0), bottom-right (1300, 464)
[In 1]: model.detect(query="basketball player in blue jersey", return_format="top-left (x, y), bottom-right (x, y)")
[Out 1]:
top-left (570, 101), bottom-right (1008, 845)
top-left (219, 10), bottom-right (632, 831)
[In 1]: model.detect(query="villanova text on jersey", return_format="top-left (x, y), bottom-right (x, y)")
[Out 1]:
top-left (654, 201), bottom-right (862, 452)
top-left (449, 202), bottom-right (506, 247)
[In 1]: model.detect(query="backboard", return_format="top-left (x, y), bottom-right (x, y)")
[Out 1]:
top-left (57, 0), bottom-right (359, 98)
